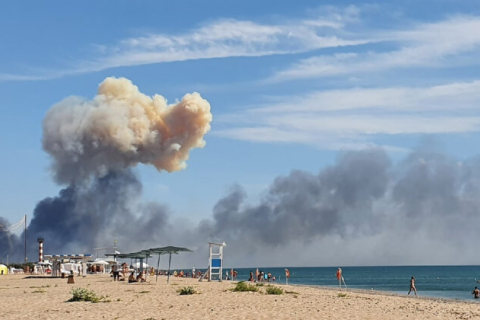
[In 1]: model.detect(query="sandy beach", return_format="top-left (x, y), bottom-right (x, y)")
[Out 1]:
top-left (0, 273), bottom-right (479, 319)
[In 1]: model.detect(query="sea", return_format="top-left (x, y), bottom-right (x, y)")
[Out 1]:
top-left (222, 266), bottom-right (480, 301)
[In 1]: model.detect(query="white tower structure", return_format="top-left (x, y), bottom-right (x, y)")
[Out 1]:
top-left (208, 241), bottom-right (226, 282)
top-left (37, 238), bottom-right (44, 263)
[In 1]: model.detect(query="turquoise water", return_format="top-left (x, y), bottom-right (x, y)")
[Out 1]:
top-left (225, 266), bottom-right (480, 301)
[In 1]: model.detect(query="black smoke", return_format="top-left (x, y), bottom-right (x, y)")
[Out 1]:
top-left (2, 146), bottom-right (480, 266)
top-left (2, 170), bottom-right (173, 262)
top-left (195, 146), bottom-right (480, 266)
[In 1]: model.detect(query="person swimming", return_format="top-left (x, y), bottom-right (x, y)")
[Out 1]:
top-left (472, 286), bottom-right (479, 299)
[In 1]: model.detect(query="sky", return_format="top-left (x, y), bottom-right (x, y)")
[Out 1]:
top-left (1, 0), bottom-right (480, 267)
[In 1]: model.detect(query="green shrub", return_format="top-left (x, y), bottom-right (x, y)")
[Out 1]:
top-left (68, 288), bottom-right (106, 303)
top-left (178, 286), bottom-right (196, 295)
top-left (256, 283), bottom-right (264, 287)
top-left (265, 286), bottom-right (283, 295)
top-left (233, 281), bottom-right (259, 292)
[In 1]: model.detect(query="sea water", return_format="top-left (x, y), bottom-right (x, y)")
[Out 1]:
top-left (226, 265), bottom-right (480, 301)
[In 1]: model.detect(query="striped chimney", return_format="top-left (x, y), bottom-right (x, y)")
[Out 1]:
top-left (37, 238), bottom-right (44, 262)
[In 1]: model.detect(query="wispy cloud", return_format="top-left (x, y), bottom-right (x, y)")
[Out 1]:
top-left (0, 7), bottom-right (369, 82)
top-left (214, 81), bottom-right (480, 149)
top-left (269, 15), bottom-right (480, 82)
top-left (0, 74), bottom-right (49, 82)
top-left (252, 81), bottom-right (480, 113)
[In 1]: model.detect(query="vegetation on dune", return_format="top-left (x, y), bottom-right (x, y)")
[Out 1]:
top-left (265, 286), bottom-right (283, 295)
top-left (233, 281), bottom-right (259, 292)
top-left (68, 287), bottom-right (110, 303)
top-left (178, 286), bottom-right (196, 295)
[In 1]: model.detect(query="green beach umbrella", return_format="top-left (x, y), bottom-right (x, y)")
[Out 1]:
top-left (149, 246), bottom-right (193, 284)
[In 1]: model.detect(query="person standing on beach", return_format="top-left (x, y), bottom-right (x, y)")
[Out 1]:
top-left (472, 286), bottom-right (480, 298)
top-left (111, 264), bottom-right (120, 281)
top-left (408, 276), bottom-right (417, 296)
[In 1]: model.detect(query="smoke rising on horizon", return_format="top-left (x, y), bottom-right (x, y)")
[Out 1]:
top-left (1, 77), bottom-right (480, 266)
top-left (0, 77), bottom-right (213, 261)
top-left (2, 144), bottom-right (480, 266)
top-left (43, 77), bottom-right (212, 184)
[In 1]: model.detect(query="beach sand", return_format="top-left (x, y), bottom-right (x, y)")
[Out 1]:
top-left (0, 274), bottom-right (479, 319)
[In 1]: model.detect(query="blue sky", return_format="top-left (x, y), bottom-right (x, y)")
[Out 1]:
top-left (1, 0), bottom-right (480, 232)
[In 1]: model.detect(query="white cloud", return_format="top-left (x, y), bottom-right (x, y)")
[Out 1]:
top-left (269, 15), bottom-right (480, 82)
top-left (252, 81), bottom-right (480, 113)
top-left (0, 74), bottom-right (48, 81)
top-left (88, 16), bottom-right (370, 72)
top-left (214, 81), bottom-right (480, 149)
top-left (0, 8), bottom-right (370, 81)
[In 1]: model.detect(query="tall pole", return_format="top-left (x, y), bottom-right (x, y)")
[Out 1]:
top-left (167, 253), bottom-right (172, 284)
top-left (156, 254), bottom-right (161, 283)
top-left (24, 214), bottom-right (27, 263)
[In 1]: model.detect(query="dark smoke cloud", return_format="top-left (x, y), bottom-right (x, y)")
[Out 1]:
top-left (0, 77), bottom-right (212, 263)
top-left (0, 217), bottom-right (21, 261)
top-left (202, 148), bottom-right (391, 246)
top-left (2, 144), bottom-right (480, 267)
top-left (191, 146), bottom-right (480, 266)
top-left (25, 170), bottom-right (172, 256)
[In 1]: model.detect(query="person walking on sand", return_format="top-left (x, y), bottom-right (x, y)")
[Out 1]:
top-left (472, 286), bottom-right (480, 299)
top-left (408, 276), bottom-right (417, 296)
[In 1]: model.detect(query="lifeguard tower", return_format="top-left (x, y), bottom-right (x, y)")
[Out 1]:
top-left (208, 241), bottom-right (226, 282)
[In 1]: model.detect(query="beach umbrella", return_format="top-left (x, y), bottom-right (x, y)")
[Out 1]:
top-left (149, 246), bottom-right (193, 284)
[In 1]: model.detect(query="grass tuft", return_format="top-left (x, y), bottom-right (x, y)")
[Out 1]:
top-left (68, 288), bottom-right (107, 303)
top-left (233, 281), bottom-right (259, 292)
top-left (337, 293), bottom-right (348, 298)
top-left (178, 286), bottom-right (196, 295)
top-left (265, 286), bottom-right (283, 295)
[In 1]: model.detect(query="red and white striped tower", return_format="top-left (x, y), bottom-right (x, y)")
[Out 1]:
top-left (37, 238), bottom-right (44, 262)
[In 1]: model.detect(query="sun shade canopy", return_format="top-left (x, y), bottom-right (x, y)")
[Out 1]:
top-left (148, 246), bottom-right (193, 254)
top-left (116, 251), bottom-right (153, 259)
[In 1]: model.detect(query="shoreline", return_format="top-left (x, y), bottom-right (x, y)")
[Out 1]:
top-left (1, 273), bottom-right (479, 319)
top-left (296, 283), bottom-right (480, 304)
